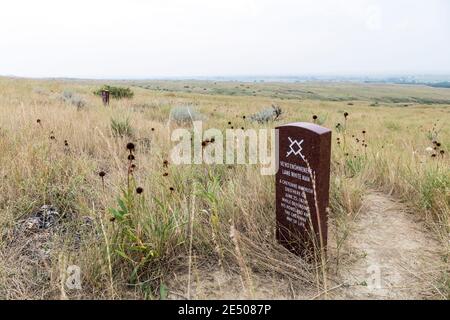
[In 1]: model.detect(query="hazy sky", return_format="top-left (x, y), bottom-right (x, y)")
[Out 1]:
top-left (1, 0), bottom-right (449, 78)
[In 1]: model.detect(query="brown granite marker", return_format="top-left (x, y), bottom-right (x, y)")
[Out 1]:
top-left (275, 122), bottom-right (331, 256)
top-left (101, 89), bottom-right (110, 106)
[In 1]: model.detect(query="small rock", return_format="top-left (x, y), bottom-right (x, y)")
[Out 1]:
top-left (24, 217), bottom-right (42, 231)
top-left (81, 216), bottom-right (94, 227)
top-left (23, 205), bottom-right (61, 231)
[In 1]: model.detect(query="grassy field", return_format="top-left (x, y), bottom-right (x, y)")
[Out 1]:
top-left (0, 77), bottom-right (448, 299)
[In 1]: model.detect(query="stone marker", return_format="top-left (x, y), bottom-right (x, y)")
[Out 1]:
top-left (101, 89), bottom-right (110, 106)
top-left (275, 122), bottom-right (331, 256)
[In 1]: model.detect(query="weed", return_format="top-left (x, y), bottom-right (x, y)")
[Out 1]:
top-left (250, 105), bottom-right (283, 123)
top-left (111, 117), bottom-right (133, 138)
top-left (170, 105), bottom-right (205, 123)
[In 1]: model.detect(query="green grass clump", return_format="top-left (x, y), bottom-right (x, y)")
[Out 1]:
top-left (111, 117), bottom-right (133, 138)
top-left (419, 169), bottom-right (449, 210)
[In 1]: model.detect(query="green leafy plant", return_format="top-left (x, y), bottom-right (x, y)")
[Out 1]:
top-left (107, 143), bottom-right (187, 294)
top-left (94, 85), bottom-right (134, 99)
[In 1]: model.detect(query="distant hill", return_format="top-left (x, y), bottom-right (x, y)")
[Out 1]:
top-left (428, 82), bottom-right (450, 88)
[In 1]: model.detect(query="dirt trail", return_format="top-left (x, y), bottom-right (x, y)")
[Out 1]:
top-left (168, 192), bottom-right (446, 300)
top-left (335, 192), bottom-right (445, 299)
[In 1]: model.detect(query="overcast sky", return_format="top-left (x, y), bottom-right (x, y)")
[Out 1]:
top-left (1, 0), bottom-right (449, 78)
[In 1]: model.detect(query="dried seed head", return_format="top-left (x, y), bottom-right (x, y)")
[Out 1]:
top-left (126, 142), bottom-right (135, 151)
top-left (169, 187), bottom-right (174, 191)
top-left (228, 121), bottom-right (232, 125)
top-left (99, 171), bottom-right (106, 177)
top-left (36, 119), bottom-right (41, 124)
top-left (151, 128), bottom-right (155, 131)
top-left (163, 172), bottom-right (169, 177)
top-left (362, 130), bottom-right (366, 134)
top-left (242, 116), bottom-right (246, 119)
top-left (163, 160), bottom-right (169, 167)
top-left (136, 187), bottom-right (144, 194)
top-left (344, 112), bottom-right (349, 118)
top-left (128, 154), bottom-right (135, 161)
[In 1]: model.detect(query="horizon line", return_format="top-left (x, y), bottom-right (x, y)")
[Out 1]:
top-left (2, 73), bottom-right (450, 82)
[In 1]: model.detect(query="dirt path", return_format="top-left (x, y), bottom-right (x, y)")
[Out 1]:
top-left (335, 192), bottom-right (445, 299)
top-left (168, 192), bottom-right (446, 300)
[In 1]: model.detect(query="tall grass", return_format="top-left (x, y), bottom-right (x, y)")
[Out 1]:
top-left (0, 77), bottom-right (448, 299)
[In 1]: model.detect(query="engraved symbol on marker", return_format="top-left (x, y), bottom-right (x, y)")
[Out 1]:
top-left (287, 137), bottom-right (305, 160)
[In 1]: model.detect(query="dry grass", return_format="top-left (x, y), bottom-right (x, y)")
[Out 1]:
top-left (0, 77), bottom-right (448, 299)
